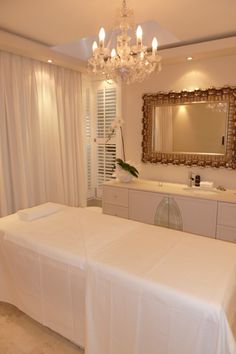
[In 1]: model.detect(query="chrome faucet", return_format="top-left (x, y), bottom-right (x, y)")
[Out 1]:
top-left (188, 171), bottom-right (195, 187)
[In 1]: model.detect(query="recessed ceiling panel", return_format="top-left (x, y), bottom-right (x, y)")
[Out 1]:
top-left (52, 21), bottom-right (179, 61)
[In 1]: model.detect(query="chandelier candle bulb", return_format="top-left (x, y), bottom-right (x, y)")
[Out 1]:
top-left (99, 27), bottom-right (105, 47)
top-left (152, 37), bottom-right (158, 55)
top-left (136, 25), bottom-right (143, 45)
top-left (111, 48), bottom-right (116, 58)
top-left (92, 41), bottom-right (98, 57)
top-left (111, 48), bottom-right (117, 63)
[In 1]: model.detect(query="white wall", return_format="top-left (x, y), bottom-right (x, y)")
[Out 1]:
top-left (122, 54), bottom-right (236, 189)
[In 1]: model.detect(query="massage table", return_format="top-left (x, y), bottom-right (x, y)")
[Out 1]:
top-left (0, 203), bottom-right (235, 354)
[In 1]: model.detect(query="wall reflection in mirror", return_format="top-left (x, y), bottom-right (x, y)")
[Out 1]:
top-left (152, 102), bottom-right (228, 155)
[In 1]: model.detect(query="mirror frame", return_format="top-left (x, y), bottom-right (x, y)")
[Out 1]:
top-left (142, 86), bottom-right (236, 169)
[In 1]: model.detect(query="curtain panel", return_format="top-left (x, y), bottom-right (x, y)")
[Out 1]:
top-left (0, 51), bottom-right (87, 216)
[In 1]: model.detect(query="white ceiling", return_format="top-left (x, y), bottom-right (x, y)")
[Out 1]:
top-left (0, 0), bottom-right (236, 62)
top-left (1, 0), bottom-right (236, 45)
top-left (53, 20), bottom-right (180, 60)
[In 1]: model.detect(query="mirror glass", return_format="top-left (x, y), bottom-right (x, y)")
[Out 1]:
top-left (152, 102), bottom-right (228, 155)
top-left (142, 87), bottom-right (236, 169)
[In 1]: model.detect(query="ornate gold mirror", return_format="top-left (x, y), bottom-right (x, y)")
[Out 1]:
top-left (142, 87), bottom-right (236, 168)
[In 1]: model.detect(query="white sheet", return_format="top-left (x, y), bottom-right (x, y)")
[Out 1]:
top-left (0, 205), bottom-right (236, 354)
top-left (86, 226), bottom-right (236, 354)
top-left (0, 205), bottom-right (138, 268)
top-left (0, 205), bottom-right (140, 347)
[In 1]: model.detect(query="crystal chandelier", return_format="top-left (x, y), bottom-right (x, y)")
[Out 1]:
top-left (88, 0), bottom-right (162, 84)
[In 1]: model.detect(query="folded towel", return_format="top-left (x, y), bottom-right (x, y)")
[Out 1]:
top-left (17, 202), bottom-right (64, 221)
top-left (200, 181), bottom-right (214, 189)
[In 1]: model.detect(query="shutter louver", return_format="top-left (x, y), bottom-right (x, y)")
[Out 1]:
top-left (85, 87), bottom-right (91, 139)
top-left (87, 144), bottom-right (92, 190)
top-left (85, 87), bottom-right (93, 196)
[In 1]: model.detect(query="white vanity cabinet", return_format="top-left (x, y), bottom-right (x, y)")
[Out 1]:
top-left (103, 182), bottom-right (218, 238)
top-left (216, 202), bottom-right (236, 243)
top-left (128, 191), bottom-right (217, 237)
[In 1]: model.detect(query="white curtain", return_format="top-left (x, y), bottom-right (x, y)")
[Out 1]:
top-left (153, 106), bottom-right (173, 152)
top-left (0, 51), bottom-right (87, 216)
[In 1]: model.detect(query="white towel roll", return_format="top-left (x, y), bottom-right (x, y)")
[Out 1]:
top-left (200, 181), bottom-right (214, 189)
top-left (17, 202), bottom-right (64, 221)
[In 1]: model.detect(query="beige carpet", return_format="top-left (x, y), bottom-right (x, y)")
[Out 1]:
top-left (0, 302), bottom-right (84, 354)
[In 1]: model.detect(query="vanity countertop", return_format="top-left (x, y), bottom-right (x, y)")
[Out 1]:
top-left (104, 179), bottom-right (236, 204)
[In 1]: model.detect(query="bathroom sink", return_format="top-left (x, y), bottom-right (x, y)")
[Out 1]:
top-left (182, 187), bottom-right (219, 195)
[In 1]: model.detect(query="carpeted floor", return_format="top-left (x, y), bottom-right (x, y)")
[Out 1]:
top-left (0, 302), bottom-right (84, 354)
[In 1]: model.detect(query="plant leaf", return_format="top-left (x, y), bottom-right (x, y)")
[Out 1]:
top-left (116, 158), bottom-right (139, 178)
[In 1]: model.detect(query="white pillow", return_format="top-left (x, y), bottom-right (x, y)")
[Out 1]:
top-left (17, 202), bottom-right (64, 221)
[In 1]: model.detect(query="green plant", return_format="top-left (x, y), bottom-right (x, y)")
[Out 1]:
top-left (116, 158), bottom-right (139, 178)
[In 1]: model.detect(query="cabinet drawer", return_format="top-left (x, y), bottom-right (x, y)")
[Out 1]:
top-left (217, 202), bottom-right (236, 227)
top-left (103, 186), bottom-right (128, 207)
top-left (216, 225), bottom-right (236, 243)
top-left (103, 203), bottom-right (128, 218)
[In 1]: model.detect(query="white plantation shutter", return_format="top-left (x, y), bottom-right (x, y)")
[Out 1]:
top-left (97, 144), bottom-right (116, 185)
top-left (83, 81), bottom-right (119, 201)
top-left (97, 87), bottom-right (116, 139)
top-left (85, 87), bottom-right (94, 198)
top-left (96, 87), bottom-right (117, 196)
top-left (87, 144), bottom-right (92, 190)
top-left (85, 87), bottom-right (91, 138)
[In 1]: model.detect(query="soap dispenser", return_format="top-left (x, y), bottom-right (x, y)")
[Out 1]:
top-left (195, 175), bottom-right (201, 187)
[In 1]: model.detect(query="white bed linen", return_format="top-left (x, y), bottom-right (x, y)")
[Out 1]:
top-left (0, 205), bottom-right (236, 354)
top-left (85, 224), bottom-right (236, 354)
top-left (0, 205), bottom-right (139, 347)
